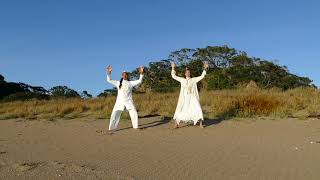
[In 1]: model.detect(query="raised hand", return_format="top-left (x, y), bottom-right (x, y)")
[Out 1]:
top-left (107, 65), bottom-right (112, 75)
top-left (139, 66), bottom-right (144, 74)
top-left (203, 61), bottom-right (209, 70)
top-left (171, 62), bottom-right (176, 70)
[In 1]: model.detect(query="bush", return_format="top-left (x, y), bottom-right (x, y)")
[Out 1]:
top-left (1, 92), bottom-right (50, 102)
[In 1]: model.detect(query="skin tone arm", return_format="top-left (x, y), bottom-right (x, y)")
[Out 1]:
top-left (130, 66), bottom-right (145, 87)
top-left (171, 62), bottom-right (184, 82)
top-left (106, 65), bottom-right (118, 87)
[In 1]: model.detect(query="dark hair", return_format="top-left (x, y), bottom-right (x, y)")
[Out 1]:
top-left (119, 72), bottom-right (129, 89)
top-left (119, 78), bottom-right (124, 89)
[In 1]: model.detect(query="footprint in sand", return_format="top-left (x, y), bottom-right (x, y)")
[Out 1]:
top-left (52, 161), bottom-right (96, 173)
top-left (0, 151), bottom-right (7, 155)
top-left (12, 161), bottom-right (43, 172)
top-left (96, 130), bottom-right (114, 135)
top-left (96, 130), bottom-right (103, 133)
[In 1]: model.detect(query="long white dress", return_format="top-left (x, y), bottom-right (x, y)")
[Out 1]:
top-left (171, 70), bottom-right (206, 125)
top-left (107, 74), bottom-right (144, 130)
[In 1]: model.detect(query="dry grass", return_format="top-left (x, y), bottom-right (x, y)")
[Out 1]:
top-left (0, 87), bottom-right (319, 121)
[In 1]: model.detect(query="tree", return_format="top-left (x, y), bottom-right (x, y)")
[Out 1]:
top-left (81, 90), bottom-right (93, 99)
top-left (49, 86), bottom-right (80, 98)
top-left (98, 88), bottom-right (117, 97)
top-left (127, 45), bottom-right (316, 91)
top-left (139, 60), bottom-right (179, 92)
top-left (194, 46), bottom-right (240, 69)
top-left (0, 74), bottom-right (50, 101)
top-left (0, 74), bottom-right (4, 83)
top-left (168, 48), bottom-right (196, 66)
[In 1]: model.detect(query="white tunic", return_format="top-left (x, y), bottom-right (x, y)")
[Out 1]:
top-left (171, 70), bottom-right (206, 125)
top-left (107, 74), bottom-right (143, 111)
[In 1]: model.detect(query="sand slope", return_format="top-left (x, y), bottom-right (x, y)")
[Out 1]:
top-left (0, 117), bottom-right (320, 180)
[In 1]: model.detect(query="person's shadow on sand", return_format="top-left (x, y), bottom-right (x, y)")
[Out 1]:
top-left (114, 115), bottom-right (225, 132)
top-left (115, 115), bottom-right (170, 132)
top-left (139, 116), bottom-right (171, 129)
top-left (203, 118), bottom-right (223, 127)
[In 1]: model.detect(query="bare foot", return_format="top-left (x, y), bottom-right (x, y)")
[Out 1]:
top-left (199, 121), bottom-right (204, 128)
top-left (107, 130), bottom-right (114, 135)
top-left (174, 123), bottom-right (179, 129)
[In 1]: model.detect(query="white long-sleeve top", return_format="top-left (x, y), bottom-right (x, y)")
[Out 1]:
top-left (171, 70), bottom-right (206, 122)
top-left (107, 74), bottom-right (144, 111)
top-left (171, 70), bottom-right (206, 99)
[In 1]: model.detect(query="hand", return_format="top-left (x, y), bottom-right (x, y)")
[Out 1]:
top-left (107, 65), bottom-right (112, 75)
top-left (138, 66), bottom-right (144, 74)
top-left (171, 62), bottom-right (176, 70)
top-left (203, 61), bottom-right (209, 70)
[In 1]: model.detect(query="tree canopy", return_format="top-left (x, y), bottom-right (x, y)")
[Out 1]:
top-left (128, 45), bottom-right (316, 92)
top-left (1, 45), bottom-right (317, 101)
top-left (0, 75), bottom-right (83, 101)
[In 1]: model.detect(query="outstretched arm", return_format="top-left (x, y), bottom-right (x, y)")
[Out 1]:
top-left (106, 65), bottom-right (118, 87)
top-left (171, 63), bottom-right (184, 82)
top-left (130, 66), bottom-right (144, 87)
top-left (193, 61), bottom-right (209, 83)
top-left (193, 70), bottom-right (207, 83)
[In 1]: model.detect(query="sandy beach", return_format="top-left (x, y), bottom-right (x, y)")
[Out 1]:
top-left (0, 117), bottom-right (320, 180)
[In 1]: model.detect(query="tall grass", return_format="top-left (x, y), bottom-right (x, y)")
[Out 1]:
top-left (0, 87), bottom-right (319, 120)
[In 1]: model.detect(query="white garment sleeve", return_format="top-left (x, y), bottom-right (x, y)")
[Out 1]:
top-left (193, 70), bottom-right (207, 83)
top-left (107, 75), bottom-right (119, 87)
top-left (171, 70), bottom-right (184, 82)
top-left (130, 74), bottom-right (144, 87)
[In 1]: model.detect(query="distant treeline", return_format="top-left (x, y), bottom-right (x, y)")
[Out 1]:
top-left (0, 74), bottom-right (92, 102)
top-left (0, 45), bottom-right (317, 102)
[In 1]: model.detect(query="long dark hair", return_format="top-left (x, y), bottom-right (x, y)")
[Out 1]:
top-left (119, 78), bottom-right (124, 89)
top-left (119, 72), bottom-right (129, 89)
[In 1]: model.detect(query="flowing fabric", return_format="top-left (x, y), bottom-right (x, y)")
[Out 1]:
top-left (172, 70), bottom-right (206, 125)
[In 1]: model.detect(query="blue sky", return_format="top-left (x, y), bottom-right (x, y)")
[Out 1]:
top-left (1, 0), bottom-right (319, 96)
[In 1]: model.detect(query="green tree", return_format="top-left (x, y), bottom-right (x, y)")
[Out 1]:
top-left (49, 86), bottom-right (80, 98)
top-left (81, 90), bottom-right (93, 99)
top-left (128, 45), bottom-right (316, 91)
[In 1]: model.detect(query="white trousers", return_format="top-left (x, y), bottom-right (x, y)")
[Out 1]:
top-left (108, 107), bottom-right (139, 130)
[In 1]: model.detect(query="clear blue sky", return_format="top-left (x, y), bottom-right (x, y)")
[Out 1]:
top-left (1, 0), bottom-right (319, 96)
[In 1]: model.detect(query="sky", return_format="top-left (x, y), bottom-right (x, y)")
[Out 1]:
top-left (0, 0), bottom-right (319, 96)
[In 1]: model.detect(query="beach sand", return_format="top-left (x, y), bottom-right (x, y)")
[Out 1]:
top-left (0, 117), bottom-right (320, 180)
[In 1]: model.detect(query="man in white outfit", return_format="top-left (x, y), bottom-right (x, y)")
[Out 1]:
top-left (106, 65), bottom-right (144, 133)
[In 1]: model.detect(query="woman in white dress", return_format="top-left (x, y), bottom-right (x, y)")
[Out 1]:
top-left (171, 62), bottom-right (209, 128)
top-left (106, 65), bottom-right (144, 134)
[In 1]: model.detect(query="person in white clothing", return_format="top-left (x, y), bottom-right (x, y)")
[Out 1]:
top-left (171, 61), bottom-right (209, 128)
top-left (106, 65), bottom-right (144, 133)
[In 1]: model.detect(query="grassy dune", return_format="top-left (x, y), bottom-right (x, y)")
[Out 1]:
top-left (0, 87), bottom-right (320, 121)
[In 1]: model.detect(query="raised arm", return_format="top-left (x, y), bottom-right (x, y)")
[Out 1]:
top-left (193, 70), bottom-right (207, 83)
top-left (106, 65), bottom-right (118, 87)
top-left (130, 74), bottom-right (144, 87)
top-left (171, 63), bottom-right (184, 82)
top-left (130, 66), bottom-right (144, 87)
top-left (193, 61), bottom-right (209, 83)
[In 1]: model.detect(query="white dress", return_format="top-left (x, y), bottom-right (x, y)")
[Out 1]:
top-left (171, 70), bottom-right (206, 125)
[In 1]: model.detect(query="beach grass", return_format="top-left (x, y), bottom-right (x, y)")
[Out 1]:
top-left (0, 87), bottom-right (319, 121)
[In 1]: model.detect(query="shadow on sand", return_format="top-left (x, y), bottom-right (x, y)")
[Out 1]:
top-left (115, 113), bottom-right (230, 132)
top-left (115, 116), bottom-right (171, 132)
top-left (202, 118), bottom-right (223, 127)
